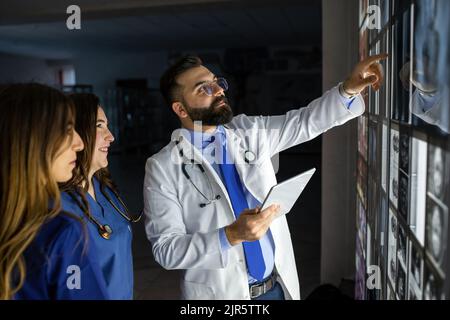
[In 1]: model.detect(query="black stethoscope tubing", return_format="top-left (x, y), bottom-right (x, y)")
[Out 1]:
top-left (181, 162), bottom-right (221, 207)
top-left (67, 187), bottom-right (142, 240)
top-left (175, 137), bottom-right (256, 208)
top-left (102, 188), bottom-right (142, 223)
top-left (176, 139), bottom-right (221, 208)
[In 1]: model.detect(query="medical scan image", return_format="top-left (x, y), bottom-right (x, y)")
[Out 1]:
top-left (396, 265), bottom-right (406, 300)
top-left (390, 129), bottom-right (400, 207)
top-left (388, 210), bottom-right (398, 285)
top-left (425, 200), bottom-right (448, 269)
top-left (399, 130), bottom-right (409, 173)
top-left (397, 224), bottom-right (407, 266)
top-left (398, 173), bottom-right (409, 220)
top-left (356, 0), bottom-right (449, 300)
top-left (408, 241), bottom-right (423, 300)
top-left (423, 265), bottom-right (444, 300)
top-left (410, 244), bottom-right (422, 288)
top-left (427, 144), bottom-right (446, 200)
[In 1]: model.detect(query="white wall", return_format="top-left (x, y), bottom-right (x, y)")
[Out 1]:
top-left (321, 0), bottom-right (360, 286)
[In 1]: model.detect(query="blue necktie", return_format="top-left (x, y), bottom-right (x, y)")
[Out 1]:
top-left (217, 138), bottom-right (266, 281)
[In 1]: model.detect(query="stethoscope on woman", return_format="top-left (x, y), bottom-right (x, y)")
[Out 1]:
top-left (176, 139), bottom-right (257, 208)
top-left (67, 187), bottom-right (142, 240)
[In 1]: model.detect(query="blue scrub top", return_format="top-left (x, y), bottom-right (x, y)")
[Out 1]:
top-left (15, 213), bottom-right (109, 299)
top-left (60, 178), bottom-right (134, 299)
top-left (16, 178), bottom-right (133, 300)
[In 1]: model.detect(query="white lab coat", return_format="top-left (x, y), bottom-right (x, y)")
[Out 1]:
top-left (143, 84), bottom-right (365, 300)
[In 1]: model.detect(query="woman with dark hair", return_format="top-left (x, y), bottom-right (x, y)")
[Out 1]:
top-left (60, 93), bottom-right (138, 300)
top-left (0, 83), bottom-right (110, 299)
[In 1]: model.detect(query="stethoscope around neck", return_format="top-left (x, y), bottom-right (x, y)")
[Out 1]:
top-left (181, 161), bottom-right (221, 208)
top-left (176, 138), bottom-right (257, 208)
top-left (177, 140), bottom-right (221, 208)
top-left (67, 187), bottom-right (142, 240)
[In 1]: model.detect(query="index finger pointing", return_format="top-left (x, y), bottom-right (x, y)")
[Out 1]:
top-left (359, 53), bottom-right (389, 69)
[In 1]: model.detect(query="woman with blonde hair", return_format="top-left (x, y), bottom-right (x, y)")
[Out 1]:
top-left (0, 83), bottom-right (108, 299)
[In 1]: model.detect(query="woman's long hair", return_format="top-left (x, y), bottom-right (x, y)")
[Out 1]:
top-left (0, 83), bottom-right (76, 299)
top-left (61, 93), bottom-right (116, 193)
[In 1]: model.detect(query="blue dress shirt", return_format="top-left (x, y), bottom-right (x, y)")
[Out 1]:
top-left (188, 126), bottom-right (275, 284)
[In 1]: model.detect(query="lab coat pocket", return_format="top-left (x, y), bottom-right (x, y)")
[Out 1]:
top-left (180, 280), bottom-right (216, 300)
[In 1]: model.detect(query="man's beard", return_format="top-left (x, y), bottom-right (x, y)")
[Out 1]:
top-left (183, 96), bottom-right (233, 126)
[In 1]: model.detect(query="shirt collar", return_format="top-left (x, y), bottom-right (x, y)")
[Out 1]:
top-left (187, 125), bottom-right (226, 150)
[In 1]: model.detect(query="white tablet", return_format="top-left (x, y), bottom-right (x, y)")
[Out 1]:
top-left (260, 168), bottom-right (316, 218)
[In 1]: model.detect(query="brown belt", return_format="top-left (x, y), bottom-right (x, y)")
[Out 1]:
top-left (249, 272), bottom-right (277, 299)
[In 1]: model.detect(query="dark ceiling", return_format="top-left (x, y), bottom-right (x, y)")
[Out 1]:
top-left (0, 0), bottom-right (321, 58)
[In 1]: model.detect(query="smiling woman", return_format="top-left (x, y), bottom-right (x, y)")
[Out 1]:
top-left (58, 92), bottom-right (138, 299)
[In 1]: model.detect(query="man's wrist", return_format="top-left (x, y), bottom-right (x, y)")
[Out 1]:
top-left (340, 81), bottom-right (357, 99)
top-left (225, 225), bottom-right (241, 246)
top-left (219, 227), bottom-right (233, 251)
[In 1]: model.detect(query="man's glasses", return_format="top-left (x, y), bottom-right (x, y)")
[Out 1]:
top-left (199, 78), bottom-right (228, 96)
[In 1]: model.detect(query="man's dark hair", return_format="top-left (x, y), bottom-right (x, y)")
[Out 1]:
top-left (160, 55), bottom-right (202, 105)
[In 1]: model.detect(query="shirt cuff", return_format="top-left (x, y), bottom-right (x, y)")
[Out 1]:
top-left (219, 227), bottom-right (233, 251)
top-left (339, 94), bottom-right (356, 109)
top-left (338, 83), bottom-right (356, 109)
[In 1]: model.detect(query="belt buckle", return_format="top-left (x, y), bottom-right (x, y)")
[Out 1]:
top-left (250, 273), bottom-right (274, 299)
top-left (250, 285), bottom-right (259, 299)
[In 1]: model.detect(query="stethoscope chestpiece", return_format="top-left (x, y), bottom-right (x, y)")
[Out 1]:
top-left (98, 224), bottom-right (113, 240)
top-left (244, 150), bottom-right (256, 163)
